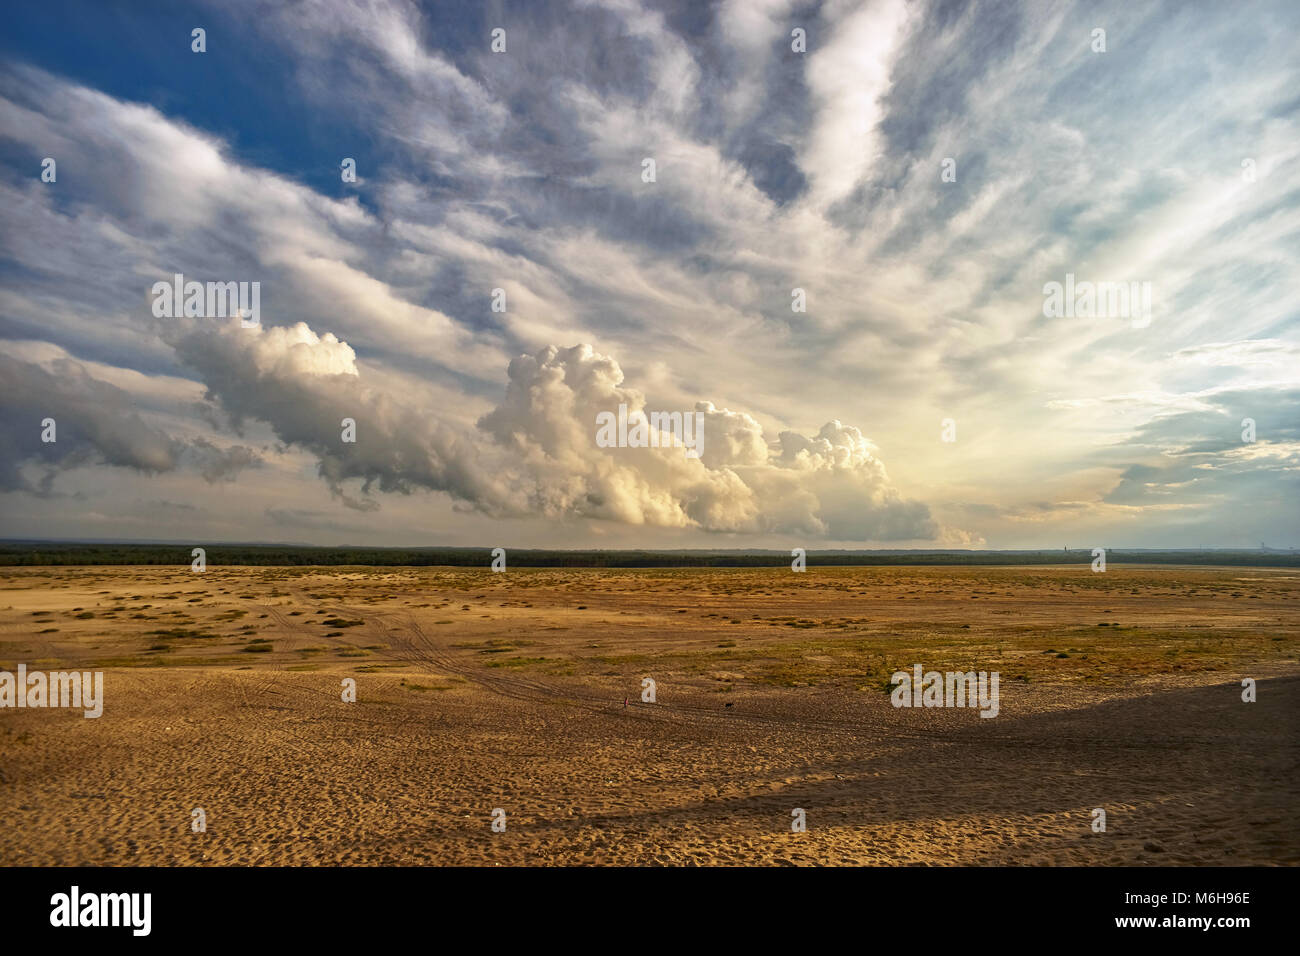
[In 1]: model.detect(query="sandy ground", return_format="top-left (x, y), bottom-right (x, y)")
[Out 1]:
top-left (1, 564), bottom-right (1297, 866)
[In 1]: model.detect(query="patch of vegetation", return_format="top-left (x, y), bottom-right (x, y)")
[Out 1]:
top-left (146, 627), bottom-right (218, 640)
top-left (453, 639), bottom-right (537, 652)
top-left (484, 656), bottom-right (550, 669)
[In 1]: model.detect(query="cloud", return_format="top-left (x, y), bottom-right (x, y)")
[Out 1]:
top-left (1097, 386), bottom-right (1300, 507)
top-left (800, 0), bottom-right (913, 210)
top-left (165, 318), bottom-right (499, 510)
top-left (479, 343), bottom-right (935, 539)
top-left (185, 437), bottom-right (264, 484)
top-left (2, 0), bottom-right (1298, 547)
top-left (165, 321), bottom-right (937, 539)
top-left (0, 353), bottom-right (261, 492)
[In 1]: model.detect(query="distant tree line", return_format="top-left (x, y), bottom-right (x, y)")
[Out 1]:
top-left (1, 542), bottom-right (1297, 568)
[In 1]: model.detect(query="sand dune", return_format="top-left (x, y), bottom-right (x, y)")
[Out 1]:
top-left (1, 564), bottom-right (1297, 865)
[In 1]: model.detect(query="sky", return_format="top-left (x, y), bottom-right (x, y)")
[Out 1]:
top-left (0, 0), bottom-right (1297, 551)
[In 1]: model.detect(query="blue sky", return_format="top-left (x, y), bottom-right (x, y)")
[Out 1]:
top-left (1, 0), bottom-right (1297, 549)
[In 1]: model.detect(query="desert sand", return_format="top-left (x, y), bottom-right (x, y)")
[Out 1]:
top-left (1, 564), bottom-right (1297, 865)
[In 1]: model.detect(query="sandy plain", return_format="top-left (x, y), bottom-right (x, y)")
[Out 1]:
top-left (0, 563), bottom-right (1297, 866)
